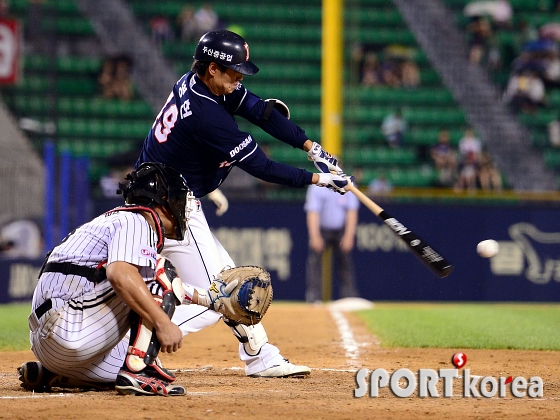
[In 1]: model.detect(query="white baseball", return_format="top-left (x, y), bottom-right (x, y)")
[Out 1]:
top-left (477, 239), bottom-right (499, 258)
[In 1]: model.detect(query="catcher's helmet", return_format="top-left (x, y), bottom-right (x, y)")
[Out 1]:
top-left (194, 30), bottom-right (259, 75)
top-left (120, 163), bottom-right (191, 241)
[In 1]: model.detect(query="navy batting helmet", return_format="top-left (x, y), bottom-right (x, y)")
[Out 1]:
top-left (120, 163), bottom-right (191, 241)
top-left (194, 30), bottom-right (259, 75)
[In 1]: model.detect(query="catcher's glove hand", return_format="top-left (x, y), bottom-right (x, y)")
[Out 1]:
top-left (200, 266), bottom-right (273, 326)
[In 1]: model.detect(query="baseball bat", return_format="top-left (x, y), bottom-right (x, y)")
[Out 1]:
top-left (346, 184), bottom-right (454, 278)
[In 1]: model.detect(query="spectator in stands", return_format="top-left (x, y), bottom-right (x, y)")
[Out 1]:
top-left (491, 0), bottom-right (513, 30)
top-left (0, 219), bottom-right (42, 259)
top-left (26, 0), bottom-right (46, 51)
top-left (149, 15), bottom-right (174, 47)
top-left (486, 37), bottom-right (504, 71)
top-left (0, 0), bottom-right (9, 17)
top-left (454, 151), bottom-right (479, 192)
top-left (400, 59), bottom-right (420, 88)
top-left (381, 109), bottom-right (407, 148)
top-left (368, 174), bottom-right (392, 195)
top-left (458, 128), bottom-right (482, 162)
top-left (542, 49), bottom-right (560, 88)
top-left (478, 152), bottom-right (503, 191)
top-left (98, 55), bottom-right (134, 101)
top-left (503, 69), bottom-right (546, 113)
top-left (177, 5), bottom-right (199, 42)
top-left (381, 56), bottom-right (401, 87)
top-left (548, 114), bottom-right (560, 147)
top-left (511, 51), bottom-right (546, 77)
top-left (464, 0), bottom-right (512, 29)
top-left (112, 57), bottom-right (134, 101)
top-left (430, 129), bottom-right (458, 188)
top-left (514, 20), bottom-right (538, 55)
top-left (360, 52), bottom-right (384, 87)
top-left (466, 16), bottom-right (493, 65)
top-left (99, 165), bottom-right (134, 198)
top-left (98, 58), bottom-right (115, 98)
top-left (194, 3), bottom-right (219, 38)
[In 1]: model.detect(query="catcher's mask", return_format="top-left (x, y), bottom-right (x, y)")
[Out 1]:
top-left (119, 162), bottom-right (192, 241)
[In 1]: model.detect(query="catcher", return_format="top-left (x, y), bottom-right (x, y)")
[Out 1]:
top-left (18, 162), bottom-right (272, 396)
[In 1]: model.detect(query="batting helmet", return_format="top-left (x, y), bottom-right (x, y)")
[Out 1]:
top-left (194, 30), bottom-right (259, 75)
top-left (120, 163), bottom-right (191, 241)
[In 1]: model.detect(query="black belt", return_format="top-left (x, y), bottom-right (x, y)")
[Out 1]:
top-left (42, 262), bottom-right (107, 284)
top-left (34, 299), bottom-right (52, 319)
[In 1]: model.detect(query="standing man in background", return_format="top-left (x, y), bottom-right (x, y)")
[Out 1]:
top-left (304, 183), bottom-right (360, 303)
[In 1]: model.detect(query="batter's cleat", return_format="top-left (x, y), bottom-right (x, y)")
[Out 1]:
top-left (250, 359), bottom-right (311, 378)
top-left (115, 369), bottom-right (185, 396)
top-left (18, 361), bottom-right (52, 392)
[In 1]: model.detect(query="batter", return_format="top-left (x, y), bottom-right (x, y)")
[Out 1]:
top-left (136, 29), bottom-right (352, 377)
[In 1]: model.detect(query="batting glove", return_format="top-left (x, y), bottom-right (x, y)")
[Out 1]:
top-left (316, 173), bottom-right (354, 195)
top-left (307, 142), bottom-right (344, 175)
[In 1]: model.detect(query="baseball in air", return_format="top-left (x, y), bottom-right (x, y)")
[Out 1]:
top-left (477, 239), bottom-right (499, 258)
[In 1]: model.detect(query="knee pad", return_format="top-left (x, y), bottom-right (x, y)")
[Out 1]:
top-left (226, 321), bottom-right (268, 356)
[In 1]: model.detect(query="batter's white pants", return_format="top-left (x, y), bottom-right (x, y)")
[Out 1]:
top-left (165, 199), bottom-right (284, 375)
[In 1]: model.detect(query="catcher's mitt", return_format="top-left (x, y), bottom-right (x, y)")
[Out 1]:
top-left (207, 266), bottom-right (273, 326)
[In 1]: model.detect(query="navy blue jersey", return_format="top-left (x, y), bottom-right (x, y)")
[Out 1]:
top-left (136, 72), bottom-right (314, 197)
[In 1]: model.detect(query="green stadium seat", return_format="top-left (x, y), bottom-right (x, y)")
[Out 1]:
top-left (345, 87), bottom-right (454, 105)
top-left (10, 0), bottom-right (81, 15)
top-left (344, 146), bottom-right (417, 166)
top-left (213, 4), bottom-right (322, 23)
top-left (345, 9), bottom-right (404, 27)
top-left (24, 55), bottom-right (101, 74)
top-left (244, 26), bottom-right (322, 42)
top-left (269, 146), bottom-right (306, 163)
top-left (347, 28), bottom-right (417, 46)
top-left (544, 149), bottom-right (560, 168)
top-left (518, 111), bottom-right (557, 128)
top-left (531, 132), bottom-right (550, 149)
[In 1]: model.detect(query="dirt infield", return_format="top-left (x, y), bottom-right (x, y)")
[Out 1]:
top-left (1, 303), bottom-right (558, 419)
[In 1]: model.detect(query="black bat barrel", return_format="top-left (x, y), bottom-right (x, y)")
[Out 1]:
top-left (378, 211), bottom-right (454, 278)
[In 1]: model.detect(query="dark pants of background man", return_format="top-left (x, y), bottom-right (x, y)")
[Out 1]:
top-left (305, 228), bottom-right (359, 303)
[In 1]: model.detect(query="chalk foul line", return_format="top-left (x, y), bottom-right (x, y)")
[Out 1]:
top-left (329, 308), bottom-right (361, 367)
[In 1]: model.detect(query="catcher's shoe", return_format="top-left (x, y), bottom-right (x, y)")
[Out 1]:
top-left (18, 361), bottom-right (52, 392)
top-left (18, 361), bottom-right (114, 392)
top-left (250, 359), bottom-right (310, 378)
top-left (149, 357), bottom-right (176, 382)
top-left (115, 369), bottom-right (185, 396)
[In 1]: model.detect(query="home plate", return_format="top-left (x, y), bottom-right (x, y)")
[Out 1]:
top-left (328, 297), bottom-right (374, 312)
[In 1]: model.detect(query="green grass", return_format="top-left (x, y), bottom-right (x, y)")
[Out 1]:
top-left (0, 303), bottom-right (32, 351)
top-left (3, 302), bottom-right (560, 352)
top-left (355, 303), bottom-right (560, 350)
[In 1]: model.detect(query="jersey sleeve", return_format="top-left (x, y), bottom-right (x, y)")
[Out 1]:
top-left (235, 89), bottom-right (309, 149)
top-left (196, 101), bottom-right (261, 163)
top-left (106, 213), bottom-right (158, 272)
top-left (236, 145), bottom-right (314, 188)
